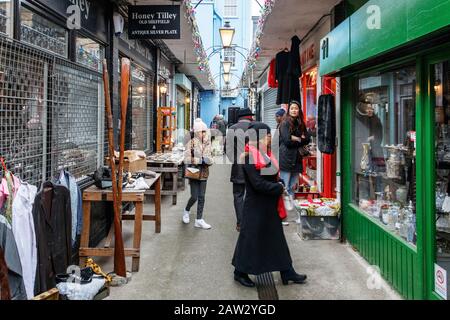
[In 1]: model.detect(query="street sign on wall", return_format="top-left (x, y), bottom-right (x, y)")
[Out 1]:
top-left (128, 5), bottom-right (181, 39)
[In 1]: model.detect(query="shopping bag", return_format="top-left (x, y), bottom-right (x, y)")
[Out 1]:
top-left (278, 196), bottom-right (287, 220)
top-left (185, 167), bottom-right (201, 180)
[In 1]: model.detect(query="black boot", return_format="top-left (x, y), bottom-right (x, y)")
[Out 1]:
top-left (280, 268), bottom-right (307, 285)
top-left (234, 270), bottom-right (255, 287)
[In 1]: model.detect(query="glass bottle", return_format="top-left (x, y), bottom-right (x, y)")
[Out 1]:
top-left (406, 201), bottom-right (416, 244)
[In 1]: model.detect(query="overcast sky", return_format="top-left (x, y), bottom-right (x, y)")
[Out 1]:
top-left (251, 1), bottom-right (261, 16)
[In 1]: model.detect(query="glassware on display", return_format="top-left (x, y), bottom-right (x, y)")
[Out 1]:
top-left (381, 204), bottom-right (390, 225)
top-left (360, 143), bottom-right (371, 172)
top-left (404, 201), bottom-right (416, 244)
top-left (385, 145), bottom-right (404, 179)
top-left (396, 186), bottom-right (408, 205)
top-left (374, 192), bottom-right (384, 218)
top-left (387, 204), bottom-right (400, 231)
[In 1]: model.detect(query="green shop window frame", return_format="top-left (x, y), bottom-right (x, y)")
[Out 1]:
top-left (422, 47), bottom-right (450, 300)
top-left (341, 44), bottom-right (450, 300)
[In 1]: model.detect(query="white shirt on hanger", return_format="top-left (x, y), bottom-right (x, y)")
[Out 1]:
top-left (12, 182), bottom-right (37, 299)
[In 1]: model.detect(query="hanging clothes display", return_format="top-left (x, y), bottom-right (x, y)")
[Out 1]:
top-left (0, 215), bottom-right (27, 300)
top-left (55, 170), bottom-right (82, 245)
top-left (317, 94), bottom-right (336, 154)
top-left (275, 49), bottom-right (290, 105)
top-left (12, 182), bottom-right (38, 299)
top-left (287, 35), bottom-right (302, 104)
top-left (0, 172), bottom-right (21, 223)
top-left (0, 247), bottom-right (11, 300)
top-left (268, 59), bottom-right (278, 88)
top-left (33, 181), bottom-right (72, 296)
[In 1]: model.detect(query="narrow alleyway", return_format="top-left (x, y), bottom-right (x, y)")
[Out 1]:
top-left (104, 162), bottom-right (401, 300)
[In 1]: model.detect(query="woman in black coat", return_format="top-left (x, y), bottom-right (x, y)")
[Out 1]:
top-left (279, 101), bottom-right (311, 196)
top-left (232, 121), bottom-right (307, 287)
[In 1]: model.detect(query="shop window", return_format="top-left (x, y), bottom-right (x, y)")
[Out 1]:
top-left (224, 0), bottom-right (237, 17)
top-left (434, 60), bottom-right (450, 291)
top-left (353, 66), bottom-right (417, 245)
top-left (76, 36), bottom-right (105, 72)
top-left (0, 0), bottom-right (13, 36)
top-left (20, 6), bottom-right (68, 57)
top-left (131, 64), bottom-right (150, 151)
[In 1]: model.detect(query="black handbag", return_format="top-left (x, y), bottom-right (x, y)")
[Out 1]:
top-left (299, 145), bottom-right (310, 157)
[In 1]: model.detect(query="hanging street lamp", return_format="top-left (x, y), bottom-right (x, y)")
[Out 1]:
top-left (222, 60), bottom-right (232, 74)
top-left (223, 73), bottom-right (231, 83)
top-left (219, 21), bottom-right (235, 48)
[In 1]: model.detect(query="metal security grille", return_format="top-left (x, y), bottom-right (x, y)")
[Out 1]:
top-left (51, 59), bottom-right (104, 182)
top-left (263, 88), bottom-right (278, 129)
top-left (148, 73), bottom-right (154, 153)
top-left (0, 34), bottom-right (104, 185)
top-left (130, 65), bottom-right (154, 153)
top-left (0, 36), bottom-right (51, 185)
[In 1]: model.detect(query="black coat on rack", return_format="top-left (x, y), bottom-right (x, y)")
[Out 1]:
top-left (275, 50), bottom-right (291, 105)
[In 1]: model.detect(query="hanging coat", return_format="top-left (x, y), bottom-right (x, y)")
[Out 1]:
top-left (275, 50), bottom-right (290, 105)
top-left (33, 182), bottom-right (72, 296)
top-left (268, 59), bottom-right (278, 88)
top-left (0, 215), bottom-right (27, 300)
top-left (317, 94), bottom-right (336, 154)
top-left (287, 35), bottom-right (301, 103)
top-left (0, 247), bottom-right (11, 300)
top-left (232, 150), bottom-right (293, 275)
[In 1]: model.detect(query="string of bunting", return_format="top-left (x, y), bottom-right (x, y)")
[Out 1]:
top-left (241, 0), bottom-right (276, 83)
top-left (182, 0), bottom-right (216, 89)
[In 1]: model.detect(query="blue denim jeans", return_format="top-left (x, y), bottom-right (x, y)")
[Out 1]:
top-left (279, 171), bottom-right (298, 196)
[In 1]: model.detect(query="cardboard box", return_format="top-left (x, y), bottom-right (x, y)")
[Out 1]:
top-left (106, 150), bottom-right (147, 173)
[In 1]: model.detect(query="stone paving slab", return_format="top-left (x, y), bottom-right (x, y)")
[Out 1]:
top-left (101, 162), bottom-right (401, 300)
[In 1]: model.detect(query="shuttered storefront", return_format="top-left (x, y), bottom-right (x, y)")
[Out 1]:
top-left (262, 88), bottom-right (278, 129)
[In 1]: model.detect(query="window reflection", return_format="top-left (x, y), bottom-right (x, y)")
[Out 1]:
top-left (20, 6), bottom-right (68, 57)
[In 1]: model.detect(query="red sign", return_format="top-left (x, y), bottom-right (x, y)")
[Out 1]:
top-left (301, 44), bottom-right (315, 68)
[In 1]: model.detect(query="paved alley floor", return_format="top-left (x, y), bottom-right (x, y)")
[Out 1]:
top-left (103, 161), bottom-right (401, 300)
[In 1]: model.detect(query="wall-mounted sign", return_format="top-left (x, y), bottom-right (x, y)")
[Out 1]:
top-left (37, 0), bottom-right (107, 38)
top-left (128, 5), bottom-right (180, 40)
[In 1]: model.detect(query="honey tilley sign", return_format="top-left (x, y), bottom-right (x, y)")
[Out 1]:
top-left (128, 5), bottom-right (180, 39)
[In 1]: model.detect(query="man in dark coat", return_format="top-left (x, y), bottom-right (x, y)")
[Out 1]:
top-left (232, 121), bottom-right (307, 288)
top-left (226, 108), bottom-right (255, 231)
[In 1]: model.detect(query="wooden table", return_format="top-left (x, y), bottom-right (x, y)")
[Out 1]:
top-left (147, 153), bottom-right (184, 205)
top-left (79, 175), bottom-right (161, 272)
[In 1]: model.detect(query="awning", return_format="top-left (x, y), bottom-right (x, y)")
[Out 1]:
top-left (245, 0), bottom-right (339, 82)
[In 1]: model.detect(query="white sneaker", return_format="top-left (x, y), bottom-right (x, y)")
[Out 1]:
top-left (195, 219), bottom-right (211, 229)
top-left (182, 210), bottom-right (190, 224)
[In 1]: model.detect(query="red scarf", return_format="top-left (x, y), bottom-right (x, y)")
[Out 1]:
top-left (245, 144), bottom-right (279, 171)
top-left (245, 144), bottom-right (287, 219)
